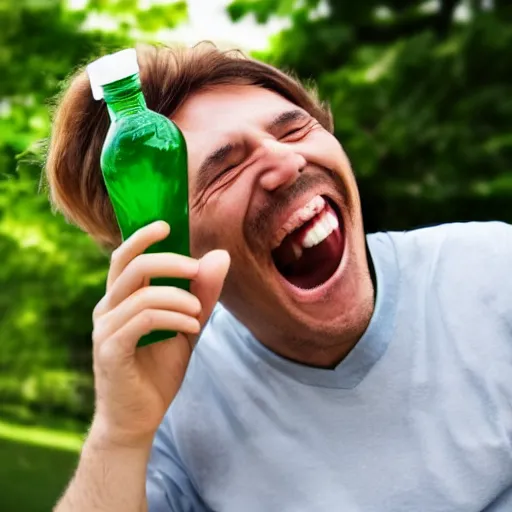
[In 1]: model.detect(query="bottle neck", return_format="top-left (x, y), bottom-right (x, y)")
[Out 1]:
top-left (103, 73), bottom-right (147, 121)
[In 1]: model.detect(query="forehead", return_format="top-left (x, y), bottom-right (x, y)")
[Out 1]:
top-left (172, 84), bottom-right (299, 133)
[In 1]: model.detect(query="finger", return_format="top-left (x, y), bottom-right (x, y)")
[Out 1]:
top-left (107, 221), bottom-right (169, 292)
top-left (95, 309), bottom-right (201, 362)
top-left (106, 253), bottom-right (200, 313)
top-left (94, 286), bottom-right (202, 342)
top-left (191, 250), bottom-right (231, 328)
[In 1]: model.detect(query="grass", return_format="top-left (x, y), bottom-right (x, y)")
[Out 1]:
top-left (0, 418), bottom-right (84, 512)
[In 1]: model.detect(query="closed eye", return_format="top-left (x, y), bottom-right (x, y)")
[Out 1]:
top-left (282, 128), bottom-right (302, 138)
top-left (281, 122), bottom-right (317, 141)
top-left (221, 162), bottom-right (239, 174)
top-left (209, 162), bottom-right (242, 186)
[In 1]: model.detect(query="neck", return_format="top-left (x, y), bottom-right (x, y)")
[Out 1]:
top-left (278, 293), bottom-right (375, 369)
top-left (256, 241), bottom-right (377, 368)
top-left (106, 93), bottom-right (146, 121)
top-left (103, 74), bottom-right (147, 121)
top-left (240, 273), bottom-right (375, 369)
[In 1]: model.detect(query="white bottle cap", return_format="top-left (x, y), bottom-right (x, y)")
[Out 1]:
top-left (86, 48), bottom-right (140, 100)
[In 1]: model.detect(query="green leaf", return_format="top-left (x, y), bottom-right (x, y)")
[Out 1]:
top-left (135, 1), bottom-right (188, 32)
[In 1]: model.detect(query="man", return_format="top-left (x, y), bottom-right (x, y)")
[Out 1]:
top-left (47, 43), bottom-right (512, 511)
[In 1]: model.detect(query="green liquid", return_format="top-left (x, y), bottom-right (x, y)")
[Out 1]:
top-left (101, 74), bottom-right (189, 347)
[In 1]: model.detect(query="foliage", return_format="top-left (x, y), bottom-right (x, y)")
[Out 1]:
top-left (228, 0), bottom-right (512, 230)
top-left (0, 0), bottom-right (187, 420)
top-left (1, 0), bottom-right (511, 421)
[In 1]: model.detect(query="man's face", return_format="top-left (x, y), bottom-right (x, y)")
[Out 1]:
top-left (173, 85), bottom-right (373, 363)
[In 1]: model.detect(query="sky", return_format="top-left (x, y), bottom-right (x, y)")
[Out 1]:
top-left (165, 0), bottom-right (288, 51)
top-left (71, 0), bottom-right (287, 52)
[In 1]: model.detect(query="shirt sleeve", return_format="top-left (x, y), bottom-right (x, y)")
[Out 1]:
top-left (146, 413), bottom-right (209, 512)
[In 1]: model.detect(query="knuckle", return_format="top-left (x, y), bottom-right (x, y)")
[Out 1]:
top-left (97, 341), bottom-right (118, 368)
top-left (110, 247), bottom-right (122, 264)
top-left (92, 325), bottom-right (103, 345)
top-left (92, 304), bottom-right (101, 322)
top-left (129, 253), bottom-right (146, 276)
top-left (102, 293), bottom-right (114, 314)
top-left (131, 287), bottom-right (151, 310)
top-left (92, 297), bottom-right (107, 321)
top-left (139, 310), bottom-right (154, 333)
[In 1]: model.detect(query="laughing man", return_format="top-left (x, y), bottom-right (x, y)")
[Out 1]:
top-left (48, 44), bottom-right (512, 512)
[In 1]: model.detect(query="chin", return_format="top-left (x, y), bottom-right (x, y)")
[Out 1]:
top-left (277, 239), bottom-right (369, 334)
top-left (228, 172), bottom-right (371, 348)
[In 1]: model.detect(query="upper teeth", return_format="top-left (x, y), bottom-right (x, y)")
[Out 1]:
top-left (273, 195), bottom-right (326, 249)
top-left (302, 210), bottom-right (338, 248)
top-left (290, 210), bottom-right (339, 262)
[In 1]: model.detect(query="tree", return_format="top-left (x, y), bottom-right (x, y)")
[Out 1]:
top-left (228, 0), bottom-right (512, 231)
top-left (0, 0), bottom-right (187, 420)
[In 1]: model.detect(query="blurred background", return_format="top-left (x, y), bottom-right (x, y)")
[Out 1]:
top-left (1, 0), bottom-right (511, 510)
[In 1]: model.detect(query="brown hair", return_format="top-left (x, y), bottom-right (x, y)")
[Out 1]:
top-left (45, 42), bottom-right (333, 250)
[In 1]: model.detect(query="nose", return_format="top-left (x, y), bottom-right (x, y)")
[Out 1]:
top-left (258, 139), bottom-right (307, 192)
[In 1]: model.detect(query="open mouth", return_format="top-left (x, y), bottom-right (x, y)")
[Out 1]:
top-left (271, 196), bottom-right (345, 290)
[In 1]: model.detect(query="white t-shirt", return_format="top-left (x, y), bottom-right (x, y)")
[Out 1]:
top-left (147, 221), bottom-right (512, 512)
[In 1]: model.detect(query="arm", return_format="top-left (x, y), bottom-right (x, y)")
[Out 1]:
top-left (53, 222), bottom-right (230, 512)
top-left (55, 428), bottom-right (151, 512)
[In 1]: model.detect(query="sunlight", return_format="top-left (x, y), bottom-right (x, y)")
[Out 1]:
top-left (0, 421), bottom-right (83, 453)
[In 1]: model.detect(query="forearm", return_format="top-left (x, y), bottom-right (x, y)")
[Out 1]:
top-left (54, 425), bottom-right (152, 512)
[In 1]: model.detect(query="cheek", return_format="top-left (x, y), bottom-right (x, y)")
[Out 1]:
top-left (189, 194), bottom-right (247, 257)
top-left (324, 134), bottom-right (350, 173)
top-left (189, 215), bottom-right (213, 258)
top-left (307, 129), bottom-right (346, 173)
top-left (322, 135), bottom-right (359, 197)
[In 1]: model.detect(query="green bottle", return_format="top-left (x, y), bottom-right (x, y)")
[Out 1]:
top-left (87, 49), bottom-right (190, 347)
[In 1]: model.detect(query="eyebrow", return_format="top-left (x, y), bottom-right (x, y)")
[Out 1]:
top-left (265, 109), bottom-right (309, 133)
top-left (195, 109), bottom-right (310, 193)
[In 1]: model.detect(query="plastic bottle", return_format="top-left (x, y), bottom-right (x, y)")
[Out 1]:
top-left (87, 49), bottom-right (190, 347)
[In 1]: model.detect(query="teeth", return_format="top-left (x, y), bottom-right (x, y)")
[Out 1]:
top-left (273, 195), bottom-right (326, 248)
top-left (303, 225), bottom-right (329, 248)
top-left (292, 242), bottom-right (303, 260)
top-left (326, 212), bottom-right (339, 230)
top-left (302, 211), bottom-right (337, 249)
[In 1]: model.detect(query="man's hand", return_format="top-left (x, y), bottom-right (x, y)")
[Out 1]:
top-left (91, 220), bottom-right (230, 447)
top-left (55, 221), bottom-right (230, 512)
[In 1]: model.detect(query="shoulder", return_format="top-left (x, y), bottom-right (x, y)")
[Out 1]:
top-left (374, 221), bottom-right (512, 267)
top-left (407, 220), bottom-right (512, 248)
top-left (382, 220), bottom-right (510, 247)
top-left (374, 221), bottom-right (512, 305)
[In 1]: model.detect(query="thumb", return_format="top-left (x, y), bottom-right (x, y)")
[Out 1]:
top-left (190, 249), bottom-right (231, 328)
